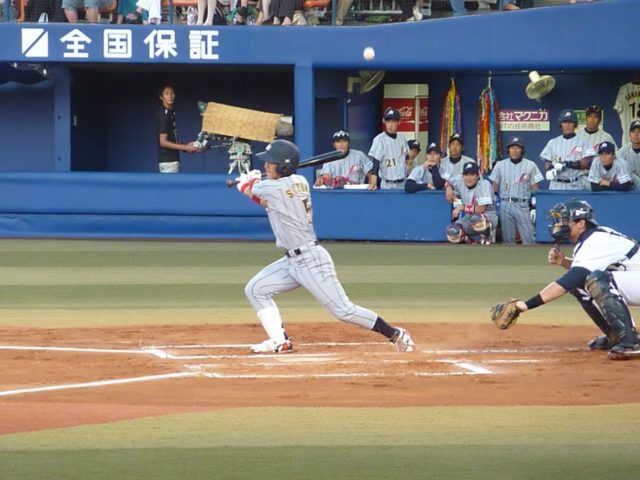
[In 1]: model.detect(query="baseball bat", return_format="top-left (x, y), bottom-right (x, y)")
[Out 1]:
top-left (226, 150), bottom-right (347, 188)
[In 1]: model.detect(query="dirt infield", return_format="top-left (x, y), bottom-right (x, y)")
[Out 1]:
top-left (2, 322), bottom-right (640, 435)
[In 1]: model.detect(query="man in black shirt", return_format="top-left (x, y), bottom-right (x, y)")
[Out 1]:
top-left (157, 85), bottom-right (198, 173)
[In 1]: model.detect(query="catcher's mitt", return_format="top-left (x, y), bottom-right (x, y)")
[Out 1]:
top-left (490, 299), bottom-right (521, 330)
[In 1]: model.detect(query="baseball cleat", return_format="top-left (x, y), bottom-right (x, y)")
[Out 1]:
top-left (250, 338), bottom-right (294, 354)
top-left (391, 327), bottom-right (415, 352)
top-left (588, 335), bottom-right (616, 351)
top-left (607, 344), bottom-right (640, 361)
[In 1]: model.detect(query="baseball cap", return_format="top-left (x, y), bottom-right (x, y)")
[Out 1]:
top-left (408, 139), bottom-right (421, 151)
top-left (585, 105), bottom-right (602, 118)
top-left (332, 130), bottom-right (350, 141)
top-left (426, 142), bottom-right (441, 154)
top-left (558, 109), bottom-right (578, 124)
top-left (507, 136), bottom-right (525, 149)
top-left (449, 133), bottom-right (464, 145)
top-left (630, 120), bottom-right (640, 131)
top-left (597, 141), bottom-right (615, 154)
top-left (462, 162), bottom-right (479, 175)
top-left (383, 107), bottom-right (400, 121)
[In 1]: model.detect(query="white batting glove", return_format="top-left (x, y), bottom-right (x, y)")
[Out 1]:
top-left (235, 173), bottom-right (250, 192)
top-left (553, 162), bottom-right (565, 172)
top-left (529, 209), bottom-right (536, 223)
top-left (545, 169), bottom-right (557, 181)
top-left (247, 169), bottom-right (262, 181)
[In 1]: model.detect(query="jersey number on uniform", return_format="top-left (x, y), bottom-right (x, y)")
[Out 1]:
top-left (385, 158), bottom-right (397, 168)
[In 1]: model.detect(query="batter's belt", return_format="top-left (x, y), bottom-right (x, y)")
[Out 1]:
top-left (285, 241), bottom-right (319, 258)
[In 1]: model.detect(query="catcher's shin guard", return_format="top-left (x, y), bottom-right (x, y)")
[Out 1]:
top-left (446, 224), bottom-right (465, 244)
top-left (569, 288), bottom-right (614, 340)
top-left (470, 213), bottom-right (490, 235)
top-left (585, 270), bottom-right (637, 347)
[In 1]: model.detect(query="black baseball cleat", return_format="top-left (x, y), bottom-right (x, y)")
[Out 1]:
top-left (588, 335), bottom-right (616, 351)
top-left (607, 344), bottom-right (640, 361)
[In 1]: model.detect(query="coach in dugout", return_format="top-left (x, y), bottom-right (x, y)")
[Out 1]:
top-left (314, 130), bottom-right (374, 189)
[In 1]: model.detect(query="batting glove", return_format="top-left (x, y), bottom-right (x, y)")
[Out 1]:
top-left (545, 169), bottom-right (557, 181)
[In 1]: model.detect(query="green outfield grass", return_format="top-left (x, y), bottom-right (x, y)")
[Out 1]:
top-left (0, 239), bottom-right (614, 327)
top-left (1, 239), bottom-right (639, 479)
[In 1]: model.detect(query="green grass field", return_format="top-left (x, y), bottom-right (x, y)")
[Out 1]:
top-left (1, 239), bottom-right (639, 479)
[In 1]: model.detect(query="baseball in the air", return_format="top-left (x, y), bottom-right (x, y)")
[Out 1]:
top-left (363, 47), bottom-right (375, 61)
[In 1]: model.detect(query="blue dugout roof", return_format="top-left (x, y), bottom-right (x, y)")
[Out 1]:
top-left (0, 0), bottom-right (638, 73)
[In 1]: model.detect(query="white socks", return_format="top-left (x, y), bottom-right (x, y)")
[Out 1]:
top-left (257, 306), bottom-right (286, 343)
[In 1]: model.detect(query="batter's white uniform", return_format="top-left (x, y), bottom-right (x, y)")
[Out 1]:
top-left (440, 155), bottom-right (476, 181)
top-left (588, 157), bottom-right (634, 189)
top-left (571, 227), bottom-right (640, 306)
top-left (577, 128), bottom-right (617, 151)
top-left (614, 82), bottom-right (640, 147)
top-left (617, 144), bottom-right (640, 190)
top-left (489, 157), bottom-right (543, 245)
top-left (368, 132), bottom-right (409, 190)
top-left (318, 149), bottom-right (372, 184)
top-left (245, 174), bottom-right (379, 331)
top-left (540, 134), bottom-right (593, 190)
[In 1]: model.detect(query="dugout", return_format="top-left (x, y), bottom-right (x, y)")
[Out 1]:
top-left (0, 0), bottom-right (639, 240)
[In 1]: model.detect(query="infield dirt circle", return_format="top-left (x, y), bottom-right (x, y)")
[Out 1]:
top-left (1, 322), bottom-right (639, 435)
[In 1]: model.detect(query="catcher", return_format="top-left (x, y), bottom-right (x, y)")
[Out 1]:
top-left (491, 200), bottom-right (640, 360)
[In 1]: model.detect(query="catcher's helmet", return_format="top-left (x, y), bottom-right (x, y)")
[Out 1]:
top-left (548, 200), bottom-right (597, 242)
top-left (558, 109), bottom-right (578, 124)
top-left (257, 139), bottom-right (300, 176)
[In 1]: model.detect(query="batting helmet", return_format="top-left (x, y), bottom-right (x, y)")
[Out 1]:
top-left (558, 109), bottom-right (578, 125)
top-left (548, 200), bottom-right (597, 242)
top-left (257, 139), bottom-right (300, 176)
top-left (446, 224), bottom-right (466, 244)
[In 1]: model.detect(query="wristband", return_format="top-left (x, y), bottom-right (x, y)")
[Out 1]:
top-left (524, 294), bottom-right (544, 310)
top-left (464, 204), bottom-right (474, 214)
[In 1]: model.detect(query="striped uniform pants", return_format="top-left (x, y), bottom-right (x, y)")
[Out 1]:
top-left (245, 245), bottom-right (378, 329)
top-left (500, 201), bottom-right (534, 245)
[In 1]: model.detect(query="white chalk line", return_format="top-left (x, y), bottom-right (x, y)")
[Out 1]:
top-left (0, 371), bottom-right (200, 397)
top-left (202, 370), bottom-right (491, 380)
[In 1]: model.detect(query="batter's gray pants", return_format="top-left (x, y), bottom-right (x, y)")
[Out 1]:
top-left (245, 245), bottom-right (378, 330)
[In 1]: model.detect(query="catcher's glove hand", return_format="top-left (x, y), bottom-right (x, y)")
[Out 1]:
top-left (490, 299), bottom-right (521, 330)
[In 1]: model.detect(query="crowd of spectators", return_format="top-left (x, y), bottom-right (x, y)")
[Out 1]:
top-left (0, 0), bottom-right (595, 25)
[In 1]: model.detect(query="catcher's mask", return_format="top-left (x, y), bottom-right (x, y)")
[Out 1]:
top-left (548, 200), bottom-right (597, 242)
top-left (257, 139), bottom-right (300, 176)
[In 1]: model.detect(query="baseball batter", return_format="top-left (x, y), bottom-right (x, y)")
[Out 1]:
top-left (614, 81), bottom-right (640, 147)
top-left (315, 130), bottom-right (373, 188)
top-left (489, 136), bottom-right (543, 245)
top-left (444, 162), bottom-right (498, 245)
top-left (235, 139), bottom-right (415, 354)
top-left (405, 142), bottom-right (446, 192)
top-left (576, 105), bottom-right (616, 150)
top-left (616, 120), bottom-right (640, 189)
top-left (588, 141), bottom-right (634, 191)
top-left (541, 109), bottom-right (593, 190)
top-left (368, 107), bottom-right (409, 190)
top-left (505, 200), bottom-right (640, 360)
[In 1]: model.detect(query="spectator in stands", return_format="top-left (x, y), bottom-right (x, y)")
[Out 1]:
top-left (577, 105), bottom-right (617, 151)
top-left (117, 0), bottom-right (142, 23)
top-left (62, 0), bottom-right (112, 22)
top-left (450, 0), bottom-right (518, 16)
top-left (25, 0), bottom-right (65, 22)
top-left (314, 130), bottom-right (374, 188)
top-left (405, 142), bottom-right (446, 193)
top-left (588, 141), bottom-right (634, 191)
top-left (617, 120), bottom-right (640, 190)
top-left (157, 85), bottom-right (199, 173)
top-left (254, 0), bottom-right (272, 24)
top-left (134, 0), bottom-right (161, 23)
top-left (0, 0), bottom-right (17, 20)
top-left (405, 140), bottom-right (422, 171)
top-left (197, 0), bottom-right (217, 24)
top-left (270, 0), bottom-right (305, 25)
